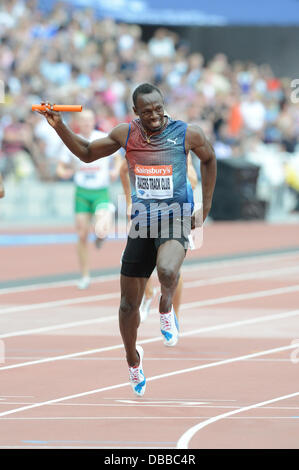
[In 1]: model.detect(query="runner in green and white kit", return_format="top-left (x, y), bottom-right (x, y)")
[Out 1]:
top-left (57, 110), bottom-right (122, 289)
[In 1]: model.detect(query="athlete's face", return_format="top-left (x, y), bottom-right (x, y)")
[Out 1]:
top-left (133, 91), bottom-right (165, 133)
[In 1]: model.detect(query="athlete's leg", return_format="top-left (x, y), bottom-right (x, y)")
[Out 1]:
top-left (139, 275), bottom-right (158, 323)
top-left (156, 240), bottom-right (186, 314)
top-left (141, 272), bottom-right (182, 322)
top-left (93, 194), bottom-right (115, 247)
top-left (144, 276), bottom-right (154, 298)
top-left (94, 206), bottom-right (114, 248)
top-left (172, 273), bottom-right (183, 320)
top-left (120, 229), bottom-right (156, 366)
top-left (76, 212), bottom-right (91, 278)
top-left (119, 275), bottom-right (148, 366)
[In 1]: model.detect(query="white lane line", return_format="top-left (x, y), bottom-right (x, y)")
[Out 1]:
top-left (0, 446), bottom-right (174, 449)
top-left (1, 308), bottom-right (299, 371)
top-left (1, 401), bottom-right (299, 410)
top-left (0, 343), bottom-right (297, 418)
top-left (0, 315), bottom-right (117, 339)
top-left (179, 284), bottom-right (299, 311)
top-left (0, 257), bottom-right (298, 341)
top-left (1, 266), bottom-right (299, 338)
top-left (1, 403), bottom-right (298, 410)
top-left (1, 250), bottom-right (299, 296)
top-left (0, 416), bottom-right (297, 420)
top-left (183, 265), bottom-right (299, 288)
top-left (0, 274), bottom-right (120, 296)
top-left (176, 391), bottom-right (299, 449)
top-left (0, 265), bottom-right (298, 320)
top-left (182, 251), bottom-right (299, 274)
top-left (0, 292), bottom-right (120, 316)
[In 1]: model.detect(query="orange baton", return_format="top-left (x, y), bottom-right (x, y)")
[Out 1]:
top-left (32, 104), bottom-right (82, 112)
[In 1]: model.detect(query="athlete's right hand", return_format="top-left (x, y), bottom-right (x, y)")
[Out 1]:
top-left (35, 101), bottom-right (62, 129)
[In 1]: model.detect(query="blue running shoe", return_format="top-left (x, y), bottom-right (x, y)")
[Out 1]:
top-left (160, 306), bottom-right (179, 347)
top-left (128, 345), bottom-right (146, 397)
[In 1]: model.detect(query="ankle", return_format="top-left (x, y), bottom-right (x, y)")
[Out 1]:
top-left (127, 350), bottom-right (140, 368)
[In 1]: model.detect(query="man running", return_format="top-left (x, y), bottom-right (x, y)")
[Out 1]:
top-left (37, 83), bottom-right (216, 397)
top-left (56, 109), bottom-right (122, 289)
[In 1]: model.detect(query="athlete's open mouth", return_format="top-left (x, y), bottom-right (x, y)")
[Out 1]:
top-left (149, 120), bottom-right (163, 130)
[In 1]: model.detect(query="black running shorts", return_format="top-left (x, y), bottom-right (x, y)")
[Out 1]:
top-left (121, 217), bottom-right (191, 278)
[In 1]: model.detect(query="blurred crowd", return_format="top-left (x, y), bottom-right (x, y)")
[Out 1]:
top-left (1, 0), bottom-right (299, 212)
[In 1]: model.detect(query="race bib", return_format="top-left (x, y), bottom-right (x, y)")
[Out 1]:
top-left (79, 167), bottom-right (99, 179)
top-left (84, 174), bottom-right (97, 180)
top-left (135, 164), bottom-right (173, 200)
top-left (81, 169), bottom-right (97, 183)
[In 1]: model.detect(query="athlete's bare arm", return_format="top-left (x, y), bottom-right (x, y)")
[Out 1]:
top-left (185, 124), bottom-right (217, 222)
top-left (119, 159), bottom-right (132, 220)
top-left (187, 154), bottom-right (198, 191)
top-left (36, 103), bottom-right (129, 163)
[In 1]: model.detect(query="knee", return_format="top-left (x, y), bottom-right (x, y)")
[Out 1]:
top-left (157, 265), bottom-right (178, 289)
top-left (119, 297), bottom-right (140, 317)
top-left (77, 228), bottom-right (88, 243)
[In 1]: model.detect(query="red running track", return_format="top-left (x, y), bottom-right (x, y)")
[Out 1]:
top-left (0, 221), bottom-right (299, 449)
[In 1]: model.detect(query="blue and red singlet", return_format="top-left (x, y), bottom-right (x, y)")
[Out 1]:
top-left (125, 116), bottom-right (194, 226)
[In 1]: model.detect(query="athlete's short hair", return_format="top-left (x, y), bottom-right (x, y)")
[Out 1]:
top-left (132, 83), bottom-right (163, 107)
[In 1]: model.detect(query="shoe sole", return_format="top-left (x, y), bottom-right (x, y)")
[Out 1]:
top-left (164, 336), bottom-right (178, 347)
top-left (77, 281), bottom-right (91, 290)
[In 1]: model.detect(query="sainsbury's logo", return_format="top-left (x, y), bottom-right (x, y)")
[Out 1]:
top-left (135, 164), bottom-right (172, 176)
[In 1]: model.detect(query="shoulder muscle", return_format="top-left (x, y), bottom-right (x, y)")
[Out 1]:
top-left (185, 124), bottom-right (214, 162)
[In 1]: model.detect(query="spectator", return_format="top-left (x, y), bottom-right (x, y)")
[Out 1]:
top-left (148, 28), bottom-right (176, 59)
top-left (0, 0), bottom-right (297, 211)
top-left (33, 115), bottom-right (66, 180)
top-left (240, 90), bottom-right (266, 133)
